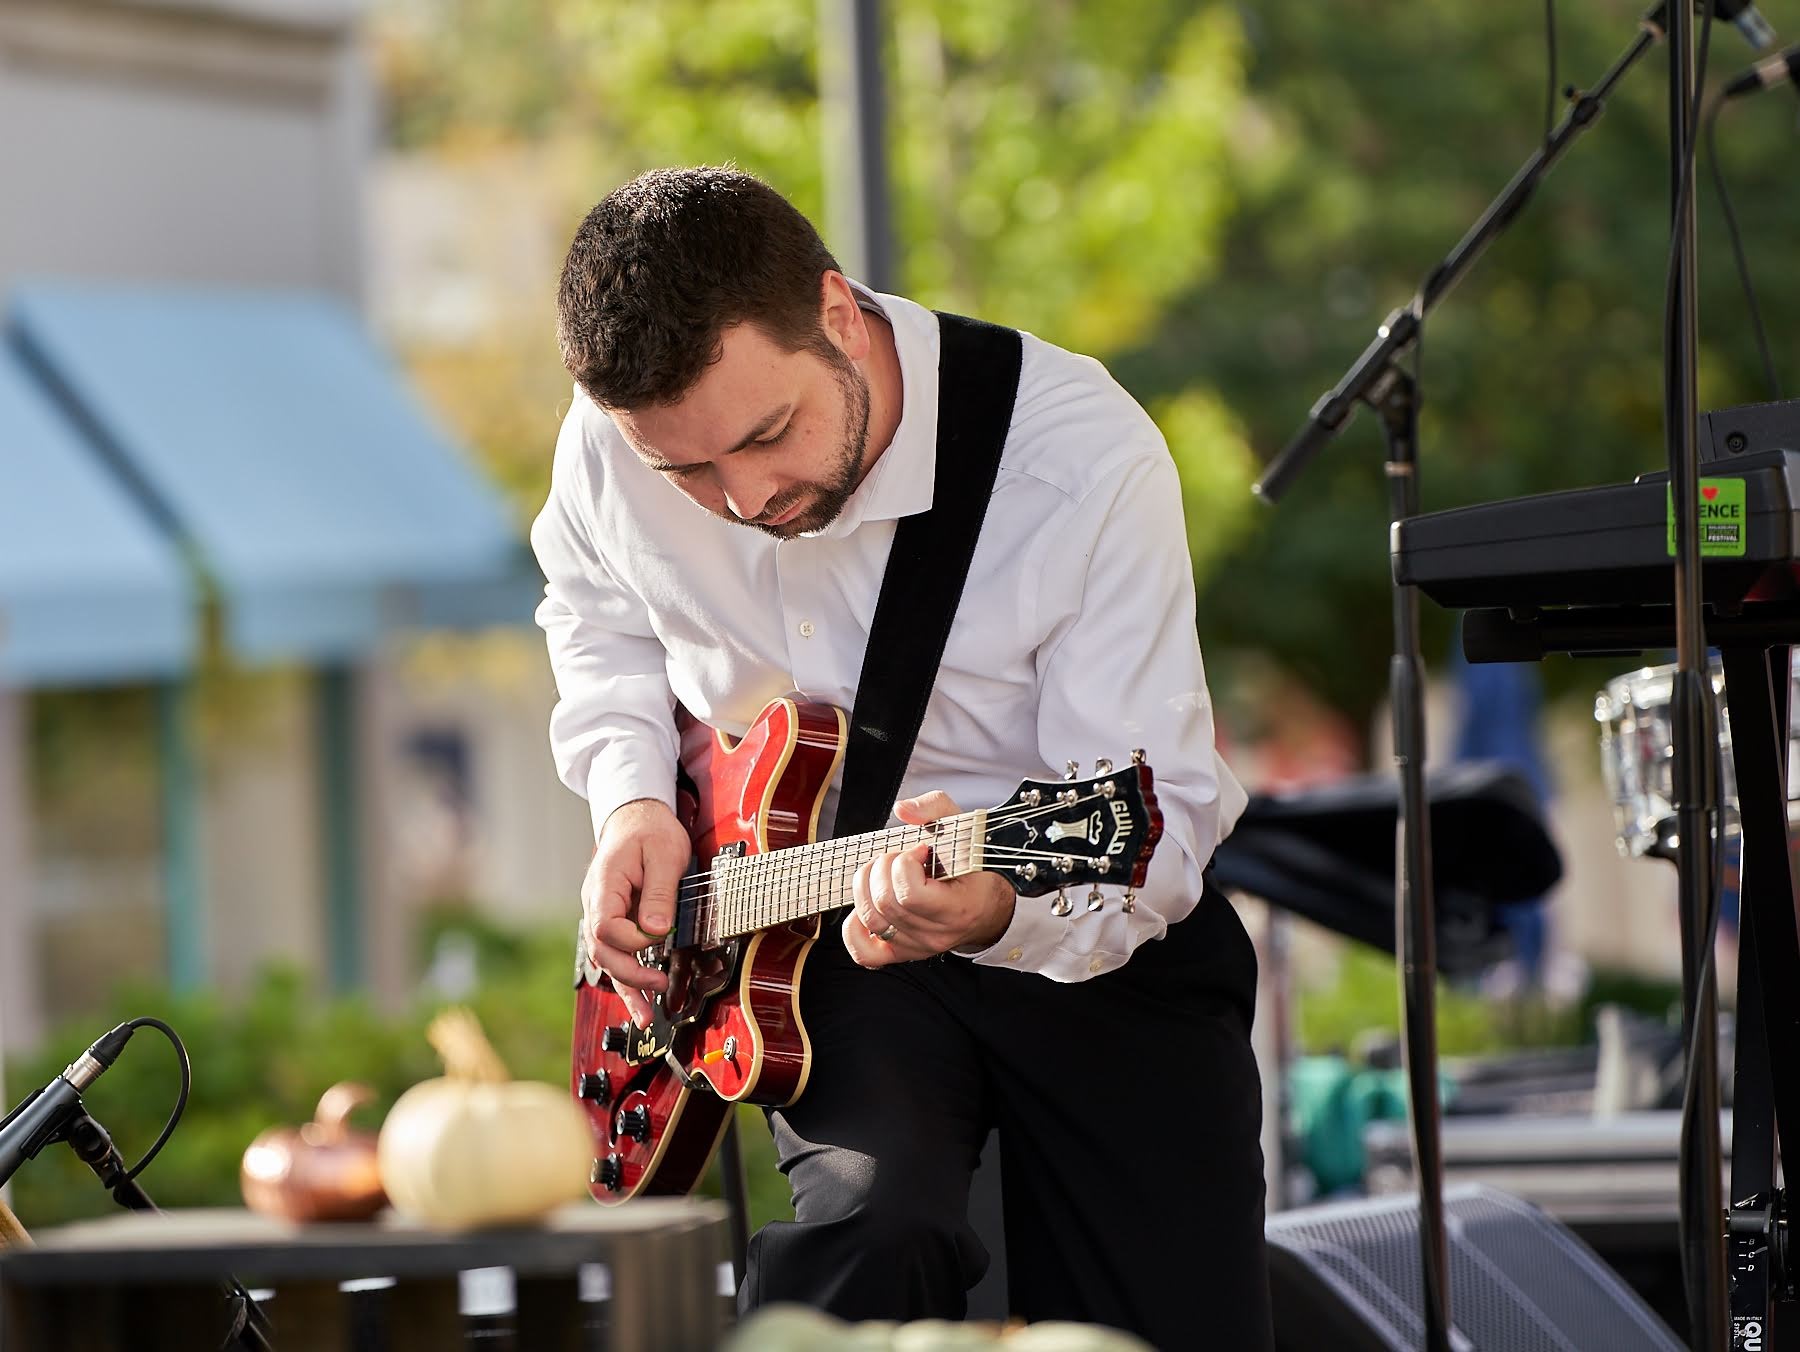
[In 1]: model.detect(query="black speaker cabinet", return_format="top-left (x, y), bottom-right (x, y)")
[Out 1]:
top-left (1265, 1184), bottom-right (1683, 1351)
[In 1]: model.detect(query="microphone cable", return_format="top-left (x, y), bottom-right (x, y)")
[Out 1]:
top-left (1545, 0), bottom-right (1560, 158)
top-left (115, 1015), bottom-right (192, 1182)
top-left (1703, 97), bottom-right (1783, 399)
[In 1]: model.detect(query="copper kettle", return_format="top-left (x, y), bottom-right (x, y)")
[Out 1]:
top-left (241, 1082), bottom-right (387, 1222)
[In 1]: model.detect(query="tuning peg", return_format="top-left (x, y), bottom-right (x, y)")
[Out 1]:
top-left (1057, 855), bottom-right (1075, 874)
top-left (1129, 748), bottom-right (1146, 766)
top-left (1051, 889), bottom-right (1073, 917)
top-left (1086, 887), bottom-right (1104, 913)
top-left (1122, 890), bottom-right (1136, 914)
top-left (1094, 757), bottom-right (1113, 774)
top-left (1020, 863), bottom-right (1039, 882)
top-left (1064, 760), bottom-right (1080, 781)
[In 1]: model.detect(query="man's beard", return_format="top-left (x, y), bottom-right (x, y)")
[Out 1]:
top-left (741, 352), bottom-right (872, 540)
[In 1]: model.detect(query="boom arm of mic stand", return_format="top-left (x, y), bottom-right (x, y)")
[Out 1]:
top-left (1253, 11), bottom-right (1662, 504)
top-left (1256, 309), bottom-right (1418, 503)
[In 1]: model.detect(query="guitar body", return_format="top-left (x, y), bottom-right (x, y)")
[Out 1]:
top-left (570, 695), bottom-right (1162, 1205)
top-left (572, 699), bottom-right (847, 1203)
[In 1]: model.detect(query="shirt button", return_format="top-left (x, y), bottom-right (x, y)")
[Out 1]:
top-left (797, 620), bottom-right (816, 638)
top-left (1006, 946), bottom-right (1024, 963)
top-left (1088, 955), bottom-right (1106, 974)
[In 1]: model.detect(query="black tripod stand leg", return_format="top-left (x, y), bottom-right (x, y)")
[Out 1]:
top-left (1720, 645), bottom-right (1800, 1341)
top-left (1728, 888), bottom-right (1778, 1335)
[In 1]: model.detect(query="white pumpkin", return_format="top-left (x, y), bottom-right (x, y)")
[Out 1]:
top-left (891, 1319), bottom-right (1004, 1350)
top-left (723, 1304), bottom-right (858, 1351)
top-left (377, 1009), bottom-right (592, 1228)
top-left (1001, 1323), bottom-right (1154, 1352)
top-left (726, 1307), bottom-right (1153, 1352)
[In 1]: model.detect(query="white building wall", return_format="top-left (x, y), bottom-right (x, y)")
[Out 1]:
top-left (0, 0), bottom-right (380, 1038)
top-left (0, 0), bottom-right (368, 302)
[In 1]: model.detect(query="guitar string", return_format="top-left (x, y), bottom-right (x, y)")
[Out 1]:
top-left (672, 786), bottom-right (1122, 911)
top-left (683, 795), bottom-right (1101, 924)
top-left (684, 822), bottom-right (951, 932)
top-left (655, 782), bottom-right (1121, 944)
top-left (680, 792), bottom-right (1129, 940)
top-left (696, 835), bottom-right (1095, 941)
top-left (682, 792), bottom-right (1136, 944)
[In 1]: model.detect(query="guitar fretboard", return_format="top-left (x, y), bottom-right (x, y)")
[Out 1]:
top-left (673, 812), bottom-right (988, 946)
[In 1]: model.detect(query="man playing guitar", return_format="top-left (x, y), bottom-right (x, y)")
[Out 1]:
top-left (533, 166), bottom-right (1271, 1349)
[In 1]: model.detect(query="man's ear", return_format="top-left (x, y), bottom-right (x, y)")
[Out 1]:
top-left (818, 270), bottom-right (870, 361)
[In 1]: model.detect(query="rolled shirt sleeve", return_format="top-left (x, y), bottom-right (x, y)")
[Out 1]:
top-left (958, 445), bottom-right (1245, 981)
top-left (530, 411), bottom-right (680, 843)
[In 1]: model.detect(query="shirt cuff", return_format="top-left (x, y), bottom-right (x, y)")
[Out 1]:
top-left (585, 747), bottom-right (678, 844)
top-left (955, 896), bottom-right (1072, 973)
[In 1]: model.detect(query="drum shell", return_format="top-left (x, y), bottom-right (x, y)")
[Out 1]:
top-left (1594, 655), bottom-right (1800, 858)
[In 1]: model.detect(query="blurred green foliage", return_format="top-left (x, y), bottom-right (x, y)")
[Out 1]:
top-left (7, 921), bottom-right (1677, 1231)
top-left (22, 0), bottom-right (1754, 1238)
top-left (4, 916), bottom-right (792, 1234)
top-left (376, 0), bottom-right (1268, 633)
top-left (1124, 3), bottom-right (1800, 723)
top-left (375, 0), bottom-right (1800, 732)
top-left (1296, 944), bottom-right (1684, 1059)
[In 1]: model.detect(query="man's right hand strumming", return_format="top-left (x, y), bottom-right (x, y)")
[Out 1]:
top-left (583, 798), bottom-right (691, 1028)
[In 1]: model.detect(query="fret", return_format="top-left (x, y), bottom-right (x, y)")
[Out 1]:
top-left (680, 814), bottom-right (988, 942)
top-left (594, 813), bottom-right (983, 953)
top-left (663, 808), bottom-right (994, 952)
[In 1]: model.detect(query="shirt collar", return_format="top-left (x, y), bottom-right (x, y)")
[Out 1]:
top-left (811, 281), bottom-right (939, 538)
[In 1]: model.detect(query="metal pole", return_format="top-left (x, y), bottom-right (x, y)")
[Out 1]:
top-left (316, 665), bottom-right (363, 993)
top-left (818, 0), bottom-right (895, 291)
top-left (1664, 0), bottom-right (1727, 1346)
top-left (0, 683), bottom-right (25, 1215)
top-left (1378, 372), bottom-right (1450, 1352)
top-left (157, 678), bottom-right (206, 992)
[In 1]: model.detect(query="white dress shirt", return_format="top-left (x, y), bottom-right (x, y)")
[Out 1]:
top-left (531, 284), bottom-right (1247, 982)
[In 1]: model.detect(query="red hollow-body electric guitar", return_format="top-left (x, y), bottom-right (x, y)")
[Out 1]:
top-left (570, 697), bottom-right (1163, 1203)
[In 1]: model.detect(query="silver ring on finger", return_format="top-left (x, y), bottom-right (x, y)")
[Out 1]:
top-left (875, 923), bottom-right (899, 943)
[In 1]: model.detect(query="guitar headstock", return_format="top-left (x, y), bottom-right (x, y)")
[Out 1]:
top-left (982, 752), bottom-right (1163, 914)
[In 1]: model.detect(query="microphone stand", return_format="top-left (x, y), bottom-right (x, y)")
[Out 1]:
top-left (1254, 8), bottom-right (1675, 1349)
top-left (59, 1110), bottom-right (276, 1352)
top-left (1663, 2), bottom-right (1728, 1347)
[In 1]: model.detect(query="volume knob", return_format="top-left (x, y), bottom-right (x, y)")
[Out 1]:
top-left (599, 1023), bottom-right (631, 1055)
top-left (616, 1104), bottom-right (652, 1142)
top-left (577, 1071), bottom-right (610, 1102)
top-left (591, 1155), bottom-right (624, 1192)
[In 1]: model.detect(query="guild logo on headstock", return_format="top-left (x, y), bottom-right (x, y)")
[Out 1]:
top-left (1045, 812), bottom-right (1104, 846)
top-left (1106, 799), bottom-right (1136, 856)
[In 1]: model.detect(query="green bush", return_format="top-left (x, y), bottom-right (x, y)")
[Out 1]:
top-left (5, 914), bottom-right (792, 1235)
top-left (1295, 944), bottom-right (1684, 1060)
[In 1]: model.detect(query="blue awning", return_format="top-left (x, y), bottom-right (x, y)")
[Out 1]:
top-left (0, 345), bottom-right (194, 686)
top-left (9, 284), bottom-right (534, 664)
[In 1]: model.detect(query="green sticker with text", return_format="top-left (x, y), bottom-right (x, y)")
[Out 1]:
top-left (1667, 478), bottom-right (1748, 558)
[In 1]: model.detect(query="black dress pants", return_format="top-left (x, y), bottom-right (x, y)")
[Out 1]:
top-left (740, 879), bottom-right (1274, 1351)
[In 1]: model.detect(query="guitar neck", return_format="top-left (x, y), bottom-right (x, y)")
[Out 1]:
top-left (677, 812), bottom-right (990, 945)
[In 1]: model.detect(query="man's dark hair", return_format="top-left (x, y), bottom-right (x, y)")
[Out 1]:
top-left (557, 167), bottom-right (843, 409)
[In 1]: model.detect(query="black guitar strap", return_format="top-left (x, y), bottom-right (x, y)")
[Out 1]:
top-left (831, 311), bottom-right (1023, 839)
